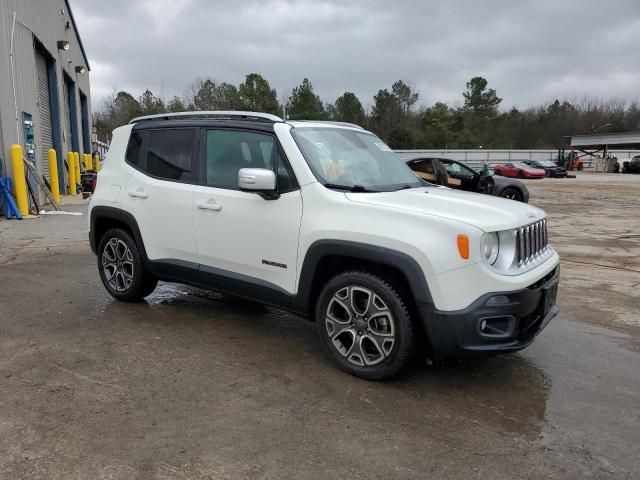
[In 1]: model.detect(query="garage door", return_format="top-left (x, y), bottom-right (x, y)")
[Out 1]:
top-left (35, 51), bottom-right (53, 182)
top-left (63, 78), bottom-right (73, 152)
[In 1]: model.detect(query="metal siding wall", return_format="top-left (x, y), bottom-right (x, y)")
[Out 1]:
top-left (0, 0), bottom-right (91, 183)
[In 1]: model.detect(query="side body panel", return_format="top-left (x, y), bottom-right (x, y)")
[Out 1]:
top-left (193, 187), bottom-right (303, 294)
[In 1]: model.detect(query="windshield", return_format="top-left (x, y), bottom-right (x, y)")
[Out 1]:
top-left (291, 127), bottom-right (423, 191)
top-left (539, 160), bottom-right (556, 167)
top-left (513, 162), bottom-right (530, 168)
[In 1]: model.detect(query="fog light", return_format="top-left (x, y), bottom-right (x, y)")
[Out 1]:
top-left (478, 316), bottom-right (516, 338)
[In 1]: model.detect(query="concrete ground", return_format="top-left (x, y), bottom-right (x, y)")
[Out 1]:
top-left (0, 174), bottom-right (638, 479)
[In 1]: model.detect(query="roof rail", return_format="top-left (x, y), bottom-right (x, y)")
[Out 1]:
top-left (129, 111), bottom-right (283, 124)
top-left (289, 120), bottom-right (364, 130)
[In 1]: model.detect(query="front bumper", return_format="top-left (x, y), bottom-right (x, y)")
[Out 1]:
top-left (419, 266), bottom-right (559, 358)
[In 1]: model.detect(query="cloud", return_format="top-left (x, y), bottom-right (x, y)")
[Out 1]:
top-left (72, 0), bottom-right (640, 110)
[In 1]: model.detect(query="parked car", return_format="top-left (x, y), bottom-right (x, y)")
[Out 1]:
top-left (494, 162), bottom-right (546, 179)
top-left (89, 111), bottom-right (559, 380)
top-left (405, 157), bottom-right (529, 202)
top-left (524, 160), bottom-right (568, 178)
top-left (622, 156), bottom-right (640, 174)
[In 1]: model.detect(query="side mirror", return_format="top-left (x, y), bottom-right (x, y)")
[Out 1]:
top-left (238, 168), bottom-right (279, 200)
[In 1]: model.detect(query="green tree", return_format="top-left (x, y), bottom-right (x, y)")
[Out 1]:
top-left (334, 91), bottom-right (365, 125)
top-left (138, 89), bottom-right (165, 115)
top-left (238, 73), bottom-right (280, 114)
top-left (93, 90), bottom-right (141, 140)
top-left (463, 76), bottom-right (502, 117)
top-left (287, 78), bottom-right (326, 120)
top-left (166, 96), bottom-right (187, 112)
top-left (392, 80), bottom-right (419, 116)
top-left (388, 127), bottom-right (415, 149)
top-left (216, 82), bottom-right (242, 109)
top-left (371, 89), bottom-right (402, 141)
top-left (189, 79), bottom-right (218, 110)
top-left (421, 102), bottom-right (453, 148)
top-left (186, 79), bottom-right (241, 110)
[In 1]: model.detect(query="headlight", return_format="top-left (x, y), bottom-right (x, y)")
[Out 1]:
top-left (481, 232), bottom-right (500, 265)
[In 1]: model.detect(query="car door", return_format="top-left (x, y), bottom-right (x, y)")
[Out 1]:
top-left (121, 127), bottom-right (199, 264)
top-left (441, 160), bottom-right (477, 191)
top-left (407, 158), bottom-right (443, 184)
top-left (193, 128), bottom-right (303, 296)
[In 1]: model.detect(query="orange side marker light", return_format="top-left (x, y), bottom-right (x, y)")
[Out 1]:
top-left (457, 234), bottom-right (469, 259)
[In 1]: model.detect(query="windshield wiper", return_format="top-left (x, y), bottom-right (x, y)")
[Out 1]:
top-left (323, 183), bottom-right (379, 193)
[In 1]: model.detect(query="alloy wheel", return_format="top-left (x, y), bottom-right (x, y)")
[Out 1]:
top-left (325, 286), bottom-right (396, 366)
top-left (102, 238), bottom-right (135, 292)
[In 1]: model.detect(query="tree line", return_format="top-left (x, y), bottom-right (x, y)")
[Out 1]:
top-left (94, 73), bottom-right (640, 149)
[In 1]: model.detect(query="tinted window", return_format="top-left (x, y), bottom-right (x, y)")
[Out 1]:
top-left (146, 129), bottom-right (196, 181)
top-left (125, 131), bottom-right (143, 168)
top-left (205, 130), bottom-right (295, 191)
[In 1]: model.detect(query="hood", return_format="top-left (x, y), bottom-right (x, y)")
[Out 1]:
top-left (345, 187), bottom-right (545, 232)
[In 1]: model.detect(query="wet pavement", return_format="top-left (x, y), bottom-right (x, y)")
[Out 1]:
top-left (1, 176), bottom-right (639, 479)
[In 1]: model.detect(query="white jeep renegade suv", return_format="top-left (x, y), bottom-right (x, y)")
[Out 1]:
top-left (89, 111), bottom-right (559, 379)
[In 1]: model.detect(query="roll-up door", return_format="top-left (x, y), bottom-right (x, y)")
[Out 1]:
top-left (63, 78), bottom-right (72, 151)
top-left (36, 51), bottom-right (53, 181)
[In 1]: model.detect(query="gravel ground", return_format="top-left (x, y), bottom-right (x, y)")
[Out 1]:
top-left (0, 174), bottom-right (638, 479)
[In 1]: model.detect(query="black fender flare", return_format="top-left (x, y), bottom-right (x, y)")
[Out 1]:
top-left (294, 240), bottom-right (433, 313)
top-left (89, 206), bottom-right (149, 262)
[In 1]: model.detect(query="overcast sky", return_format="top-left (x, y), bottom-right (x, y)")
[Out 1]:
top-left (73, 0), bottom-right (640, 111)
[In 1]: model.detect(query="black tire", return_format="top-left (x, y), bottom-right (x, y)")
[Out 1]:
top-left (499, 187), bottom-right (524, 202)
top-left (97, 228), bottom-right (157, 302)
top-left (315, 270), bottom-right (416, 380)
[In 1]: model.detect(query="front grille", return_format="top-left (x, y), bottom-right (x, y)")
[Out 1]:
top-left (515, 219), bottom-right (548, 266)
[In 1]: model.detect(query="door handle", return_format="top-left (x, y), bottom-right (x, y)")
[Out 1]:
top-left (128, 190), bottom-right (148, 199)
top-left (198, 200), bottom-right (222, 211)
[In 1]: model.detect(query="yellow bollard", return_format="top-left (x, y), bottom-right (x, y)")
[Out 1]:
top-left (68, 151), bottom-right (76, 195)
top-left (48, 148), bottom-right (61, 204)
top-left (86, 153), bottom-right (93, 171)
top-left (83, 153), bottom-right (90, 171)
top-left (10, 144), bottom-right (28, 216)
top-left (93, 154), bottom-right (100, 172)
top-left (74, 152), bottom-right (81, 185)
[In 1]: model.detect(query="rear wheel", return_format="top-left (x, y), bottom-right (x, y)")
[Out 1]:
top-left (499, 187), bottom-right (524, 202)
top-left (98, 228), bottom-right (158, 302)
top-left (315, 271), bottom-right (415, 380)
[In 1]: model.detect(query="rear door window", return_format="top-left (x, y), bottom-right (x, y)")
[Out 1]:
top-left (145, 128), bottom-right (197, 182)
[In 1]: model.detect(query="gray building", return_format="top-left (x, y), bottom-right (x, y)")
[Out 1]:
top-left (0, 0), bottom-right (91, 202)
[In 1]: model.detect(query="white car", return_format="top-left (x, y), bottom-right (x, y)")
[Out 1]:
top-left (89, 111), bottom-right (559, 379)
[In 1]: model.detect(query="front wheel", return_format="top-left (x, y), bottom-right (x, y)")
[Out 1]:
top-left (315, 271), bottom-right (416, 380)
top-left (98, 228), bottom-right (158, 302)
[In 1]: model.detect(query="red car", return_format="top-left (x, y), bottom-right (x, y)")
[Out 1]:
top-left (493, 162), bottom-right (546, 179)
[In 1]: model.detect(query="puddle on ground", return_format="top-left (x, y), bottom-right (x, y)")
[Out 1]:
top-left (87, 281), bottom-right (639, 475)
